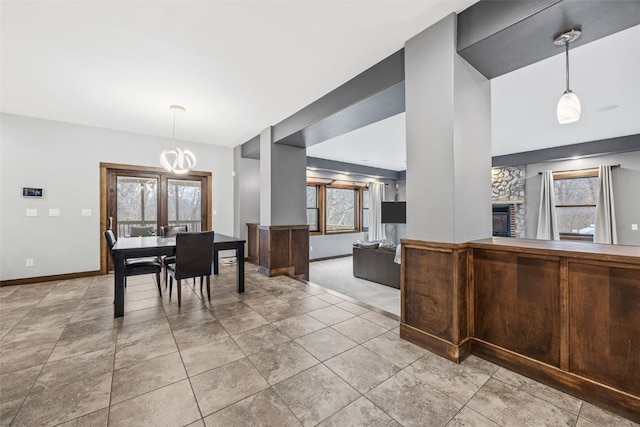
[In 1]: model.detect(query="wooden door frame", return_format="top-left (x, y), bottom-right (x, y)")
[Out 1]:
top-left (99, 162), bottom-right (212, 274)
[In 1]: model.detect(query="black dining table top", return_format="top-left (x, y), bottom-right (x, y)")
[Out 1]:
top-left (112, 233), bottom-right (244, 251)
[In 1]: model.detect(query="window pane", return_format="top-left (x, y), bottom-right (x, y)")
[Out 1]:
top-left (555, 177), bottom-right (598, 205)
top-left (362, 189), bottom-right (370, 230)
top-left (326, 187), bottom-right (355, 232)
top-left (556, 206), bottom-right (596, 234)
top-left (306, 186), bottom-right (317, 208)
top-left (168, 179), bottom-right (202, 232)
top-left (116, 177), bottom-right (158, 236)
top-left (307, 208), bottom-right (318, 232)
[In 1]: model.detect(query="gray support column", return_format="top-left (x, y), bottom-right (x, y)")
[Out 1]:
top-left (258, 126), bottom-right (309, 279)
top-left (405, 13), bottom-right (491, 243)
top-left (259, 127), bottom-right (307, 226)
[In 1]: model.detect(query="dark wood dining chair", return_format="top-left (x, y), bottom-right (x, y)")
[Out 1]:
top-left (160, 225), bottom-right (188, 237)
top-left (159, 225), bottom-right (189, 286)
top-left (104, 230), bottom-right (163, 296)
top-left (166, 231), bottom-right (214, 307)
top-left (129, 226), bottom-right (155, 237)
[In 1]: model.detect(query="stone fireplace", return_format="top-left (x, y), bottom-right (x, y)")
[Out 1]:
top-left (491, 166), bottom-right (525, 238)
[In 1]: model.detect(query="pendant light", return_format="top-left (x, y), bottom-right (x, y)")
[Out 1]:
top-left (160, 105), bottom-right (196, 174)
top-left (554, 29), bottom-right (582, 124)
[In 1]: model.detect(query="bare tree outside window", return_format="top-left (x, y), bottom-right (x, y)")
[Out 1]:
top-left (116, 176), bottom-right (157, 236)
top-left (168, 179), bottom-right (202, 232)
top-left (554, 174), bottom-right (598, 237)
top-left (362, 188), bottom-right (369, 231)
top-left (306, 185), bottom-right (319, 232)
top-left (326, 187), bottom-right (356, 232)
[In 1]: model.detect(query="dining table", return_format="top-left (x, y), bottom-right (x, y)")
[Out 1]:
top-left (110, 233), bottom-right (246, 317)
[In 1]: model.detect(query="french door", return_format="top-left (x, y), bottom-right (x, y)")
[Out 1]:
top-left (100, 163), bottom-right (211, 273)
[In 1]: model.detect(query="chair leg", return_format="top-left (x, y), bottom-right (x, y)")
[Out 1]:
top-left (169, 277), bottom-right (173, 299)
top-left (177, 279), bottom-right (182, 307)
top-left (199, 276), bottom-right (203, 295)
top-left (155, 272), bottom-right (162, 296)
top-left (206, 275), bottom-right (210, 301)
top-left (164, 267), bottom-right (168, 288)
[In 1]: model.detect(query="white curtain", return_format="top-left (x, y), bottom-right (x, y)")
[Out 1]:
top-left (594, 165), bottom-right (618, 244)
top-left (368, 182), bottom-right (386, 242)
top-left (536, 170), bottom-right (559, 240)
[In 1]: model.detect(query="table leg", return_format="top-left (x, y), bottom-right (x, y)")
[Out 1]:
top-left (114, 258), bottom-right (126, 318)
top-left (213, 249), bottom-right (219, 275)
top-left (237, 243), bottom-right (244, 293)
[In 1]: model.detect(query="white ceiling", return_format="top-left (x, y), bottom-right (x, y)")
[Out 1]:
top-left (0, 0), bottom-right (477, 149)
top-left (307, 24), bottom-right (640, 170)
top-left (491, 24), bottom-right (640, 156)
top-left (306, 112), bottom-right (407, 171)
top-left (3, 2), bottom-right (637, 172)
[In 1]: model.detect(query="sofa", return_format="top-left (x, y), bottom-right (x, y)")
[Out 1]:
top-left (352, 242), bottom-right (400, 289)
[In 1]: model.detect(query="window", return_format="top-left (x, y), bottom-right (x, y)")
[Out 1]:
top-left (554, 170), bottom-right (598, 240)
top-left (168, 179), bottom-right (202, 231)
top-left (306, 185), bottom-right (319, 232)
top-left (362, 188), bottom-right (369, 231)
top-left (326, 187), bottom-right (357, 232)
top-left (306, 182), bottom-right (368, 235)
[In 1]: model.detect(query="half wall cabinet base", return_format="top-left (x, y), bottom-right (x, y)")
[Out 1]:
top-left (400, 237), bottom-right (640, 423)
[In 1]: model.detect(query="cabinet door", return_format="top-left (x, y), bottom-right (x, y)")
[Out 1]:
top-left (569, 261), bottom-right (640, 396)
top-left (474, 249), bottom-right (562, 367)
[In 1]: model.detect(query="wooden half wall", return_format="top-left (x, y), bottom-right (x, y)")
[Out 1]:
top-left (400, 237), bottom-right (640, 422)
top-left (258, 224), bottom-right (309, 280)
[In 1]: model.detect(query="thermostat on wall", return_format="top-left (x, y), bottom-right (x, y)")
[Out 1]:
top-left (22, 187), bottom-right (43, 198)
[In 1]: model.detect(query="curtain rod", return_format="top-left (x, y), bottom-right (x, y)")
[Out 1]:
top-left (537, 164), bottom-right (620, 175)
top-left (306, 176), bottom-right (388, 185)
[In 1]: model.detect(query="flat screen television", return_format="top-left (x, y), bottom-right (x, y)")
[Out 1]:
top-left (381, 202), bottom-right (406, 224)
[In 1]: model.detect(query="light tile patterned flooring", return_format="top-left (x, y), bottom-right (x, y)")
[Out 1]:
top-left (0, 264), bottom-right (637, 427)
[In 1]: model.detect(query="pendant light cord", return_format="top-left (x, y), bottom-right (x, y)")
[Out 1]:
top-left (565, 42), bottom-right (570, 92)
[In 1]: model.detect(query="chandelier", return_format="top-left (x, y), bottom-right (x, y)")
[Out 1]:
top-left (160, 105), bottom-right (196, 174)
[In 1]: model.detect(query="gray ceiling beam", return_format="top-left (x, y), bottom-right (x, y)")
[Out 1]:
top-left (273, 49), bottom-right (405, 148)
top-left (240, 135), bottom-right (260, 159)
top-left (492, 134), bottom-right (640, 167)
top-left (457, 0), bottom-right (640, 79)
top-left (306, 157), bottom-right (402, 180)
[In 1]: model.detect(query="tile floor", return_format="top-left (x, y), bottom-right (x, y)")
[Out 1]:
top-left (309, 256), bottom-right (400, 315)
top-left (0, 264), bottom-right (637, 427)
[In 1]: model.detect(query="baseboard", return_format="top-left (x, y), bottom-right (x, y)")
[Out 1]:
top-left (1, 270), bottom-right (102, 287)
top-left (310, 254), bottom-right (352, 262)
top-left (400, 323), bottom-right (471, 363)
top-left (470, 339), bottom-right (640, 423)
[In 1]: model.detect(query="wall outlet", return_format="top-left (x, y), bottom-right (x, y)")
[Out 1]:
top-left (81, 209), bottom-right (92, 217)
top-left (26, 208), bottom-right (38, 217)
top-left (26, 259), bottom-right (34, 267)
top-left (632, 224), bottom-right (638, 231)
top-left (49, 208), bottom-right (60, 217)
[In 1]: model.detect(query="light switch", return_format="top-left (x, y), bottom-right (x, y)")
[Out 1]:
top-left (212, 210), bottom-right (217, 216)
top-left (49, 208), bottom-right (60, 217)
top-left (82, 209), bottom-right (92, 217)
top-left (26, 208), bottom-right (38, 217)
top-left (632, 224), bottom-right (638, 231)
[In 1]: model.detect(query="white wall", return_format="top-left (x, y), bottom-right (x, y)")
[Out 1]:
top-left (233, 148), bottom-right (260, 245)
top-left (0, 113), bottom-right (234, 281)
top-left (524, 151), bottom-right (640, 246)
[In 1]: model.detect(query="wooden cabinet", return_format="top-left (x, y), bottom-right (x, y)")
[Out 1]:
top-left (568, 261), bottom-right (640, 397)
top-left (246, 223), bottom-right (259, 265)
top-left (400, 237), bottom-right (640, 422)
top-left (473, 250), bottom-right (562, 367)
